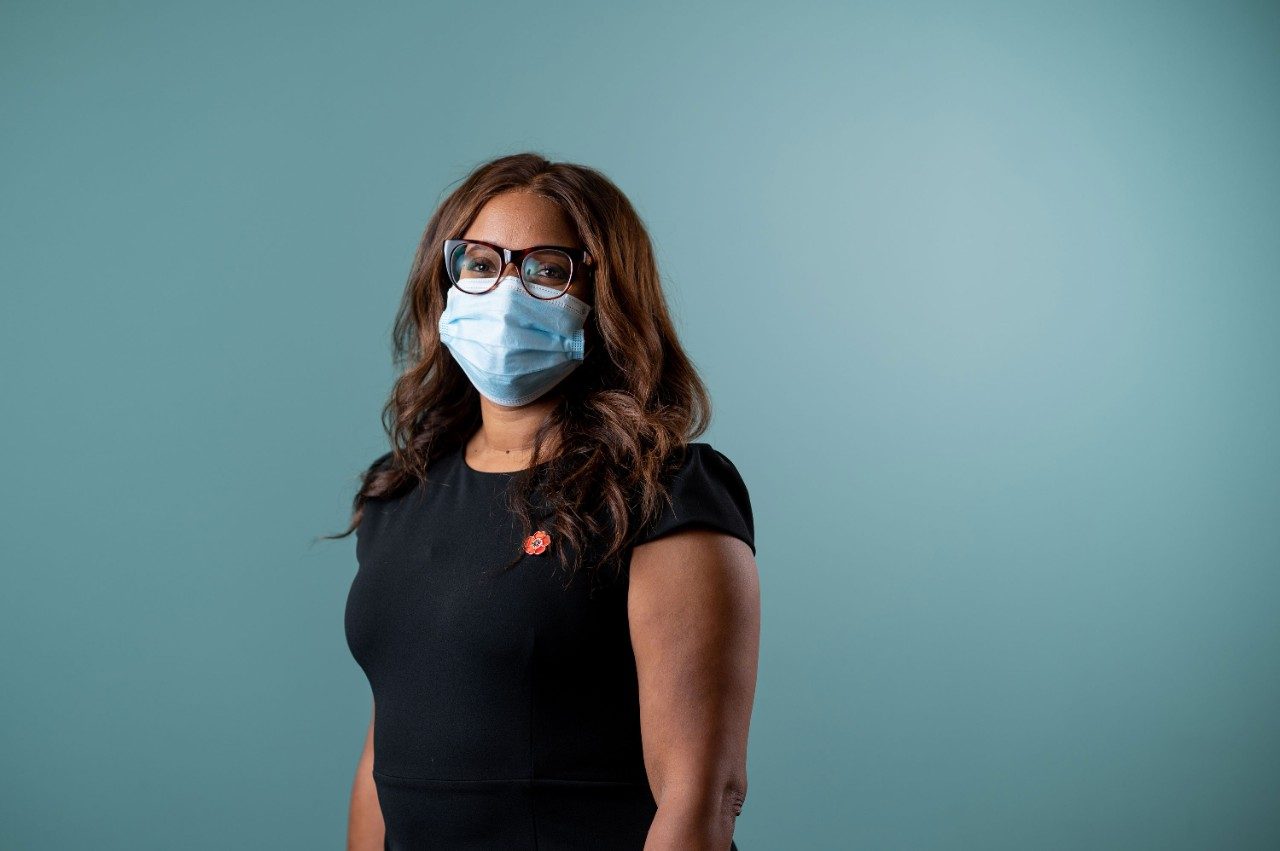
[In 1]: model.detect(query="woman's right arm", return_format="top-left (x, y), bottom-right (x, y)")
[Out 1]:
top-left (347, 701), bottom-right (385, 851)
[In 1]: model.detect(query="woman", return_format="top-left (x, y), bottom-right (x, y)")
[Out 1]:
top-left (336, 152), bottom-right (761, 850)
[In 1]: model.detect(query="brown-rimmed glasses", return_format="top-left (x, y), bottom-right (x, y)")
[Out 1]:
top-left (443, 238), bottom-right (595, 300)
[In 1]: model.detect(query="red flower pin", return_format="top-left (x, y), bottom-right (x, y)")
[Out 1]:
top-left (523, 529), bottom-right (552, 555)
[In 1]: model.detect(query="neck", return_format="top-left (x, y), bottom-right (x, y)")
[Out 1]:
top-left (471, 396), bottom-right (559, 456)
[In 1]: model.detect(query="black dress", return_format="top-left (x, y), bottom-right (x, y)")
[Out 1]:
top-left (345, 441), bottom-right (756, 850)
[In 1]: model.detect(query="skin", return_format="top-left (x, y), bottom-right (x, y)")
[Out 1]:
top-left (346, 702), bottom-right (382, 850)
top-left (347, 189), bottom-right (761, 851)
top-left (630, 530), bottom-right (759, 851)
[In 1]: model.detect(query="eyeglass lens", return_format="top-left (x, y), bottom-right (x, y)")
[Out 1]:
top-left (448, 241), bottom-right (574, 298)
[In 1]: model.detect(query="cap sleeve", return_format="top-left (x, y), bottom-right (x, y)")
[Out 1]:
top-left (631, 443), bottom-right (756, 556)
top-left (367, 450), bottom-right (394, 475)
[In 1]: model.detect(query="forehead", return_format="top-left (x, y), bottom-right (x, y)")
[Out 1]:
top-left (461, 190), bottom-right (581, 249)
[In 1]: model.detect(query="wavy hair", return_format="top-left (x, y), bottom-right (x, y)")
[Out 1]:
top-left (326, 152), bottom-right (713, 588)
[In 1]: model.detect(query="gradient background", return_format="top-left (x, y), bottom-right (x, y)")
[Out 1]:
top-left (2, 1), bottom-right (1277, 848)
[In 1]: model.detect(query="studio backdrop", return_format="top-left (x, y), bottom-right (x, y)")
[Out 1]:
top-left (2, 1), bottom-right (1277, 849)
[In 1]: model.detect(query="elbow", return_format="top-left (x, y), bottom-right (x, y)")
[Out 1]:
top-left (724, 780), bottom-right (746, 817)
top-left (655, 771), bottom-right (749, 822)
top-left (649, 777), bottom-right (747, 851)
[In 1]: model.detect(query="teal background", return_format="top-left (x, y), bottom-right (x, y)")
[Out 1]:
top-left (2, 1), bottom-right (1277, 848)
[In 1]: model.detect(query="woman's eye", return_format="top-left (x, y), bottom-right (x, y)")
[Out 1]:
top-left (533, 265), bottom-right (567, 279)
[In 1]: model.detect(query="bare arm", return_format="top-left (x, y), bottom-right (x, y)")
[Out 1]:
top-left (628, 528), bottom-right (761, 851)
top-left (347, 701), bottom-right (385, 851)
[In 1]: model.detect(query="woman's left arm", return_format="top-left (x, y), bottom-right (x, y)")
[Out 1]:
top-left (628, 527), bottom-right (761, 851)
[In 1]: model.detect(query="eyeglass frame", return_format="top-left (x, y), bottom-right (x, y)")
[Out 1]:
top-left (442, 237), bottom-right (596, 299)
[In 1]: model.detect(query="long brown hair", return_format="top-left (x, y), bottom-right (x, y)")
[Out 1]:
top-left (327, 152), bottom-right (713, 587)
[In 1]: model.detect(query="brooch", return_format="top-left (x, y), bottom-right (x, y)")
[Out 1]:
top-left (523, 529), bottom-right (552, 556)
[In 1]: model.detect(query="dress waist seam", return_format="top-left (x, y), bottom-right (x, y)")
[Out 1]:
top-left (372, 768), bottom-right (648, 786)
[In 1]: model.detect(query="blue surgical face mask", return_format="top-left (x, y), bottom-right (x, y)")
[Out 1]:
top-left (437, 275), bottom-right (592, 407)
